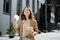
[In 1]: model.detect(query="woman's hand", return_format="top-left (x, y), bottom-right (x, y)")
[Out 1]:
top-left (25, 27), bottom-right (34, 35)
top-left (33, 32), bottom-right (38, 36)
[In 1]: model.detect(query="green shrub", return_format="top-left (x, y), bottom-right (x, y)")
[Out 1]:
top-left (6, 21), bottom-right (16, 38)
top-left (43, 30), bottom-right (48, 33)
top-left (38, 30), bottom-right (41, 34)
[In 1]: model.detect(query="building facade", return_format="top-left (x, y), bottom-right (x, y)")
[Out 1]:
top-left (0, 0), bottom-right (41, 35)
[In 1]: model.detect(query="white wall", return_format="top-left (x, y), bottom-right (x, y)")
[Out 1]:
top-left (0, 0), bottom-right (18, 35)
top-left (0, 0), bottom-right (10, 35)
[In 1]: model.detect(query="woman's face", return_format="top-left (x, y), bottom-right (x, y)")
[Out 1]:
top-left (24, 8), bottom-right (30, 16)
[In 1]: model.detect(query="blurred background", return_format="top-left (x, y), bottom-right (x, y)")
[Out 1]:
top-left (0, 0), bottom-right (60, 35)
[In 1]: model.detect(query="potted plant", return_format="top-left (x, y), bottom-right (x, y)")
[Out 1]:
top-left (6, 21), bottom-right (16, 38)
top-left (38, 30), bottom-right (41, 34)
top-left (0, 31), bottom-right (2, 36)
top-left (43, 30), bottom-right (48, 33)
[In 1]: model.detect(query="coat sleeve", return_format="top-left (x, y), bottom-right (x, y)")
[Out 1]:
top-left (19, 21), bottom-right (23, 39)
top-left (33, 20), bottom-right (38, 32)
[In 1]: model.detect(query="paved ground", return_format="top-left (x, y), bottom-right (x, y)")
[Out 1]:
top-left (0, 30), bottom-right (60, 40)
top-left (35, 32), bottom-right (60, 40)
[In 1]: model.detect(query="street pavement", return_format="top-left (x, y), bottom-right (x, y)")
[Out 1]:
top-left (0, 30), bottom-right (60, 40)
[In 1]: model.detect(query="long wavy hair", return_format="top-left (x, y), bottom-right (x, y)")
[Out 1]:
top-left (20, 7), bottom-right (35, 21)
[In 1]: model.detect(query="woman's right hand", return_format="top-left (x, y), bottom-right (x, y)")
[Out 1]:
top-left (26, 27), bottom-right (34, 33)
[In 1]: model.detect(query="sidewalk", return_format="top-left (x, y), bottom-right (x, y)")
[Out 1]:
top-left (0, 30), bottom-right (60, 40)
top-left (35, 30), bottom-right (60, 40)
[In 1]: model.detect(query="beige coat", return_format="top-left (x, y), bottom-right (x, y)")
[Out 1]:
top-left (18, 19), bottom-right (38, 40)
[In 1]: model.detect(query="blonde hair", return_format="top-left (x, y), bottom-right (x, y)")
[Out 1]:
top-left (19, 7), bottom-right (35, 21)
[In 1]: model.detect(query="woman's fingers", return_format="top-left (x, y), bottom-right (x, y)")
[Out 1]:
top-left (33, 32), bottom-right (38, 36)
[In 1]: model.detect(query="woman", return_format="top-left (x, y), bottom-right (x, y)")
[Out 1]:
top-left (19, 7), bottom-right (38, 40)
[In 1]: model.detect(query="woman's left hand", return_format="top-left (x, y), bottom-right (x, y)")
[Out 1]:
top-left (33, 32), bottom-right (38, 36)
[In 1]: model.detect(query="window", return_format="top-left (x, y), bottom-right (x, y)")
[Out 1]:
top-left (47, 0), bottom-right (60, 5)
top-left (26, 0), bottom-right (29, 7)
top-left (37, 0), bottom-right (39, 12)
top-left (17, 0), bottom-right (22, 15)
top-left (37, 0), bottom-right (39, 21)
top-left (3, 0), bottom-right (11, 15)
top-left (32, 0), bottom-right (35, 13)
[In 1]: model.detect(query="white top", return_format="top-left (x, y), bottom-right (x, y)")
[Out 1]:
top-left (14, 15), bottom-right (19, 22)
top-left (22, 20), bottom-right (30, 37)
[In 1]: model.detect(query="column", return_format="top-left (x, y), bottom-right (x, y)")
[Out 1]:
top-left (22, 0), bottom-right (26, 11)
top-left (29, 0), bottom-right (32, 10)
